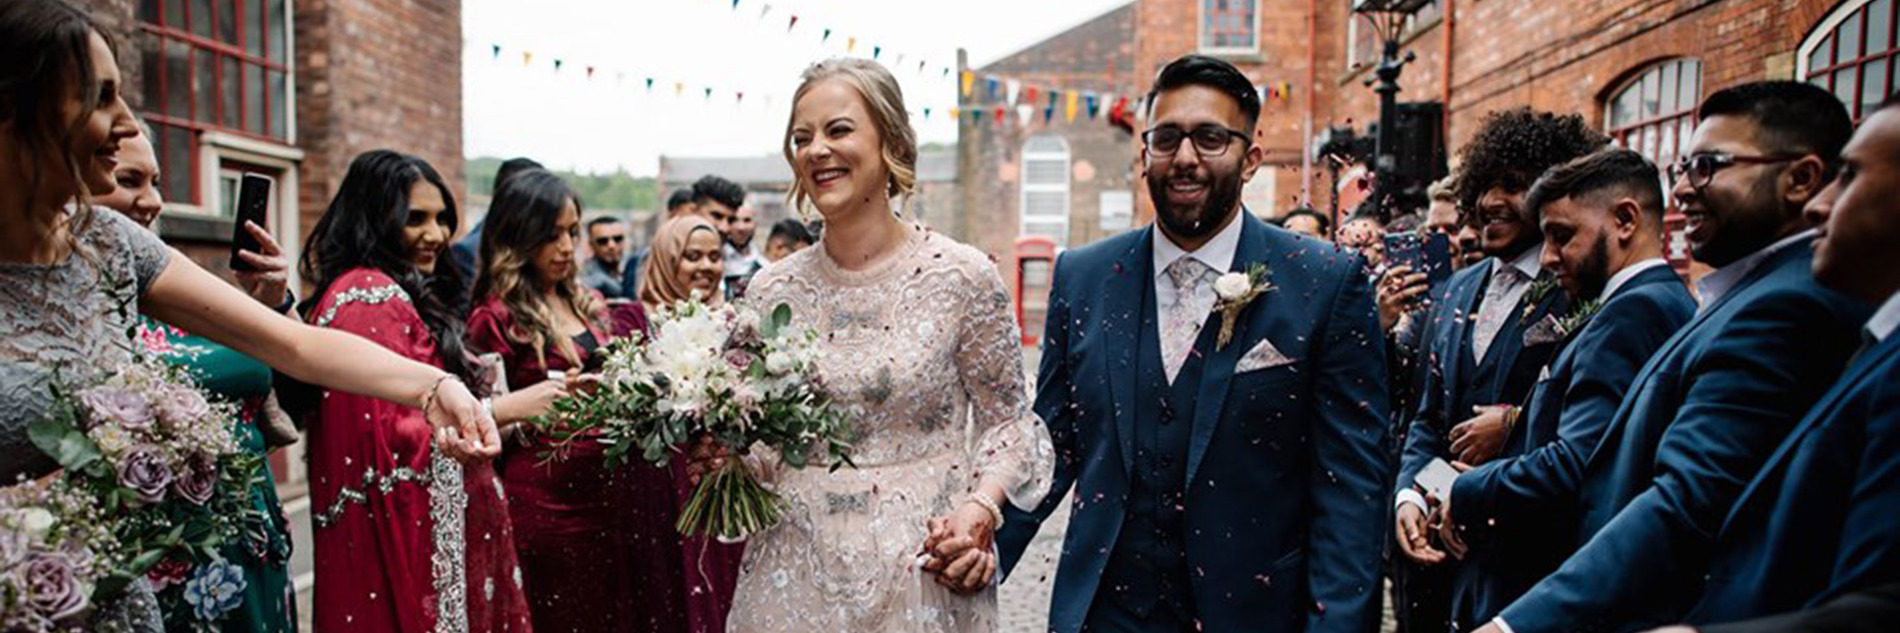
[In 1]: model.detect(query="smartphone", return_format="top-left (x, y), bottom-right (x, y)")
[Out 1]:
top-left (1415, 457), bottom-right (1461, 501)
top-left (229, 174), bottom-right (273, 272)
top-left (1385, 232), bottom-right (1455, 291)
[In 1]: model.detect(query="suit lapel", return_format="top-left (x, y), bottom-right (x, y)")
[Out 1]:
top-left (1103, 229), bottom-right (1151, 477)
top-left (1185, 214), bottom-right (1267, 483)
top-left (1723, 335), bottom-right (1900, 532)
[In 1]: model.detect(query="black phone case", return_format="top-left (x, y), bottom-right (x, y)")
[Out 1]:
top-left (230, 175), bottom-right (272, 272)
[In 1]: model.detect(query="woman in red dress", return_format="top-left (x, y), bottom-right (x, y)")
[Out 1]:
top-left (638, 214), bottom-right (745, 633)
top-left (299, 150), bottom-right (534, 633)
top-left (466, 169), bottom-right (690, 633)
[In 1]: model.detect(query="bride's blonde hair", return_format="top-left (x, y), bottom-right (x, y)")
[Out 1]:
top-left (781, 58), bottom-right (918, 215)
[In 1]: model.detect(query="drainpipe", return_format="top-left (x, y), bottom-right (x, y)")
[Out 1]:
top-left (1303, 0), bottom-right (1318, 206)
top-left (1442, 0), bottom-right (1455, 140)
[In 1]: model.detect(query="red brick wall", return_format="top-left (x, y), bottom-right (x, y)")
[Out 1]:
top-left (956, 4), bottom-right (1139, 262)
top-left (1135, 0), bottom-right (1854, 212)
top-left (295, 0), bottom-right (466, 240)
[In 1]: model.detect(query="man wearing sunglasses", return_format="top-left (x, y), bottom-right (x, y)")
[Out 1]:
top-left (1475, 81), bottom-right (1873, 633)
top-left (581, 215), bottom-right (630, 300)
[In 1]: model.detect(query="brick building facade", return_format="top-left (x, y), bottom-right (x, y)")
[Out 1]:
top-left (77, 0), bottom-right (466, 285)
top-left (953, 3), bottom-right (1140, 263)
top-left (1135, 0), bottom-right (1893, 249)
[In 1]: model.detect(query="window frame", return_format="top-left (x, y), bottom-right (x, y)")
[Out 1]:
top-left (1604, 58), bottom-right (1703, 269)
top-left (1199, 0), bottom-right (1264, 56)
top-left (140, 0), bottom-right (298, 211)
top-left (1020, 135), bottom-right (1073, 247)
top-left (1797, 0), bottom-right (1899, 121)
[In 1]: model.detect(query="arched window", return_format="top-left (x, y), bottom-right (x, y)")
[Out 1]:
top-left (1605, 58), bottom-right (1701, 170)
top-left (1021, 135), bottom-right (1072, 246)
top-left (1800, 0), bottom-right (1900, 121)
top-left (1605, 58), bottom-right (1701, 267)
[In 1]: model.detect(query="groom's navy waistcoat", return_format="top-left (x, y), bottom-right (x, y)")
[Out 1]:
top-left (1100, 279), bottom-right (1216, 617)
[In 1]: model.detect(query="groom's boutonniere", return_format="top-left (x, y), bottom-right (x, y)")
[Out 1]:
top-left (1520, 276), bottom-right (1560, 324)
top-left (1212, 263), bottom-right (1274, 351)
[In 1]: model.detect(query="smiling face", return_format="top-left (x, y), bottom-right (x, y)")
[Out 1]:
top-left (1810, 108), bottom-right (1900, 301)
top-left (1475, 184), bottom-right (1539, 257)
top-left (401, 181), bottom-right (452, 274)
top-left (676, 227), bottom-right (725, 300)
top-left (1143, 85), bottom-right (1263, 247)
top-left (1672, 114), bottom-right (1814, 267)
top-left (728, 206), bottom-right (757, 249)
top-left (533, 197), bottom-right (581, 286)
top-left (96, 130), bottom-right (162, 227)
top-left (789, 78), bottom-right (890, 220)
top-left (57, 33), bottom-right (139, 201)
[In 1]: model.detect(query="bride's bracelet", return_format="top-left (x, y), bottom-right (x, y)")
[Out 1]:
top-left (419, 374), bottom-right (458, 424)
top-left (966, 494), bottom-right (1004, 528)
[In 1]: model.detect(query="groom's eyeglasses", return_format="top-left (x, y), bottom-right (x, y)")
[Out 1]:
top-left (1142, 124), bottom-right (1251, 159)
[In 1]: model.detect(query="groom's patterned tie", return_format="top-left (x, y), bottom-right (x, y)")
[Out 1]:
top-left (1162, 257), bottom-right (1218, 385)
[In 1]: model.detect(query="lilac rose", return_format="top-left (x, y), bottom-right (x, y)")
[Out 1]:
top-left (117, 446), bottom-right (174, 504)
top-left (172, 454), bottom-right (218, 506)
top-left (155, 385), bottom-right (213, 431)
top-left (23, 552), bottom-right (89, 621)
top-left (79, 386), bottom-right (154, 431)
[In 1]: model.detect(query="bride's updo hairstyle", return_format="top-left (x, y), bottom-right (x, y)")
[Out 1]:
top-left (780, 58), bottom-right (918, 214)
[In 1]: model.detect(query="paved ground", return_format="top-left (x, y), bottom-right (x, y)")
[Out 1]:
top-left (287, 345), bottom-right (1398, 632)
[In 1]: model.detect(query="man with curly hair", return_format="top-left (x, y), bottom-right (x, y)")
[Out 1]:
top-left (1472, 80), bottom-right (1871, 633)
top-left (1391, 107), bottom-right (1604, 633)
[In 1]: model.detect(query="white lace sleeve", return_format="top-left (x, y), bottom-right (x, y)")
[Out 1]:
top-left (955, 261), bottom-right (1054, 511)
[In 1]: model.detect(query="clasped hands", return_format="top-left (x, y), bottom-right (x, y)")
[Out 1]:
top-left (921, 500), bottom-right (1001, 596)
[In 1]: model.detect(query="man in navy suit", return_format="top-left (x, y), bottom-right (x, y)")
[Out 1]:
top-left (1474, 81), bottom-right (1873, 633)
top-left (1434, 148), bottom-right (1696, 628)
top-left (1391, 109), bottom-right (1602, 632)
top-left (993, 55), bottom-right (1390, 633)
top-left (1665, 94), bottom-right (1900, 630)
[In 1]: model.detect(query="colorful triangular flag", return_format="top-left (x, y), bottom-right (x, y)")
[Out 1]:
top-left (1085, 93), bottom-right (1100, 119)
top-left (822, 28), bottom-right (831, 43)
top-left (872, 46), bottom-right (881, 60)
top-left (960, 71), bottom-right (975, 97)
top-left (491, 44), bottom-right (501, 58)
top-left (788, 15), bottom-right (798, 31)
top-left (1065, 91), bottom-right (1078, 123)
top-left (1005, 80), bottom-right (1021, 105)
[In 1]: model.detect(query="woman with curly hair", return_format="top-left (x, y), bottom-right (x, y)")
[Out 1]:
top-left (467, 168), bottom-right (691, 633)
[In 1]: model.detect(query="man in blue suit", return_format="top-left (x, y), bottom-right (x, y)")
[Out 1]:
top-left (1475, 81), bottom-right (1873, 633)
top-left (993, 55), bottom-right (1390, 633)
top-left (1436, 148), bottom-right (1696, 628)
top-left (1391, 109), bottom-right (1601, 632)
top-left (1670, 94), bottom-right (1900, 629)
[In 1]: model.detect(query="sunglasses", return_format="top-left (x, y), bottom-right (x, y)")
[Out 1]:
top-left (593, 235), bottom-right (627, 246)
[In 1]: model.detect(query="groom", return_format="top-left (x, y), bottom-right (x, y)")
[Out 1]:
top-left (996, 55), bottom-right (1390, 633)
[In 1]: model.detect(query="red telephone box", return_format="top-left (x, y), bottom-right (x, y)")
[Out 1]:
top-left (1013, 236), bottom-right (1060, 347)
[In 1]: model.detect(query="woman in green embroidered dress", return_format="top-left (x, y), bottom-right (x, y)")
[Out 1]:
top-left (98, 125), bottom-right (297, 633)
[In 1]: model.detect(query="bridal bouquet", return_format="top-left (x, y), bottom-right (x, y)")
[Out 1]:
top-left (538, 299), bottom-right (855, 540)
top-left (26, 356), bottom-right (263, 627)
top-left (0, 479), bottom-right (113, 632)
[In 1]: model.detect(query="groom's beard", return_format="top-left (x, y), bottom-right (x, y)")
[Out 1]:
top-left (1148, 163), bottom-right (1245, 242)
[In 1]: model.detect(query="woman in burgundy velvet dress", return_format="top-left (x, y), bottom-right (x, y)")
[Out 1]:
top-left (466, 168), bottom-right (690, 633)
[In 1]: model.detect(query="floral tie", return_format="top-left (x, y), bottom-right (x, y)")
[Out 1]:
top-left (1162, 257), bottom-right (1217, 384)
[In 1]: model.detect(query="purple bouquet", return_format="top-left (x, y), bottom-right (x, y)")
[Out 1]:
top-left (0, 480), bottom-right (114, 633)
top-left (27, 356), bottom-right (263, 626)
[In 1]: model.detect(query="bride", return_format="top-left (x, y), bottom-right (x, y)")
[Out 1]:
top-left (716, 58), bottom-right (1054, 631)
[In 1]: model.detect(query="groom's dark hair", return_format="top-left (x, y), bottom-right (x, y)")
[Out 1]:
top-left (1145, 55), bottom-right (1262, 132)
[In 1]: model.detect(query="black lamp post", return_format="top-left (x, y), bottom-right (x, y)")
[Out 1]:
top-left (1353, 0), bottom-right (1432, 222)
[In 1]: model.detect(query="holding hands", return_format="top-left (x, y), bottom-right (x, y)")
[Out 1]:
top-left (922, 495), bottom-right (1002, 595)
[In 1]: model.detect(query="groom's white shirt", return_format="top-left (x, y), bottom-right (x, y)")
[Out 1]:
top-left (1151, 211), bottom-right (1243, 332)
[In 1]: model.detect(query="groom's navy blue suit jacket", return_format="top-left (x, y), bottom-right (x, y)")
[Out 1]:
top-left (1687, 318), bottom-right (1900, 625)
top-left (1495, 240), bottom-right (1871, 633)
top-left (997, 213), bottom-right (1391, 633)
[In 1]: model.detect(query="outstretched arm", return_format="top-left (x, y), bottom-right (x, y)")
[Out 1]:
top-left (142, 253), bottom-right (499, 462)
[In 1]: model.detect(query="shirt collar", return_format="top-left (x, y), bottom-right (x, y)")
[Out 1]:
top-left (1868, 289), bottom-right (1900, 343)
top-left (1601, 258), bottom-right (1671, 300)
top-left (1153, 210), bottom-right (1245, 279)
top-left (1695, 229), bottom-right (1818, 309)
top-left (1505, 244), bottom-right (1543, 279)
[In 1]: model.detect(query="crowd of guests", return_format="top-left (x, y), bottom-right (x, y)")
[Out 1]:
top-left (4, 0), bottom-right (1898, 631)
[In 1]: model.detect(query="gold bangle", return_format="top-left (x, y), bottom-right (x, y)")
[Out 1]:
top-left (420, 374), bottom-right (456, 422)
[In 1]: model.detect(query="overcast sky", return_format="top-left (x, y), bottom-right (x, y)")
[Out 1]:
top-left (461, 0), bottom-right (1131, 176)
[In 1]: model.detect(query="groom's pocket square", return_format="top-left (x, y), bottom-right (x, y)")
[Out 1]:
top-left (1236, 339), bottom-right (1296, 373)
